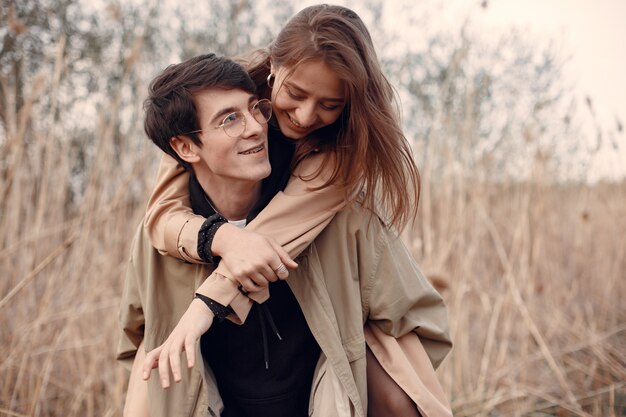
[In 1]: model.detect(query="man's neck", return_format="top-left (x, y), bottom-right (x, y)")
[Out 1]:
top-left (195, 174), bottom-right (261, 221)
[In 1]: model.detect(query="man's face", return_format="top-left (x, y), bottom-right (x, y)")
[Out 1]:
top-left (192, 88), bottom-right (271, 187)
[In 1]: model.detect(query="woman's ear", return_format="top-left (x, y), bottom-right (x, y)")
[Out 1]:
top-left (170, 136), bottom-right (201, 164)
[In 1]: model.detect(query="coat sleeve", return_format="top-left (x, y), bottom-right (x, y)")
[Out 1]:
top-left (244, 152), bottom-right (346, 255)
top-left (144, 154), bottom-right (205, 262)
top-left (145, 152), bottom-right (347, 323)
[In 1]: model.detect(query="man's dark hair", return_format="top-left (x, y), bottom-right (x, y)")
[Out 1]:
top-left (144, 53), bottom-right (256, 169)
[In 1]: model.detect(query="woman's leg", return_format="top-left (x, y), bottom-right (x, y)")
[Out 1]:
top-left (366, 346), bottom-right (421, 417)
top-left (124, 341), bottom-right (150, 417)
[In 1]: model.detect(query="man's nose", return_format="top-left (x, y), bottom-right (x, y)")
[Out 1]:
top-left (242, 111), bottom-right (264, 138)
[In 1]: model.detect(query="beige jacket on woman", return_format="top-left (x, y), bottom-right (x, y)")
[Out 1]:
top-left (118, 154), bottom-right (453, 416)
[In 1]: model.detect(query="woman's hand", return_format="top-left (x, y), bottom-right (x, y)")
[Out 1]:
top-left (142, 299), bottom-right (215, 389)
top-left (211, 224), bottom-right (298, 292)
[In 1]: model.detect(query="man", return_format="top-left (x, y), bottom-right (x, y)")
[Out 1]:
top-left (118, 53), bottom-right (314, 416)
top-left (118, 54), bottom-right (452, 417)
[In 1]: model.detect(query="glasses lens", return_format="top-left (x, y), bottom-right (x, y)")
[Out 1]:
top-left (251, 99), bottom-right (272, 124)
top-left (222, 112), bottom-right (245, 137)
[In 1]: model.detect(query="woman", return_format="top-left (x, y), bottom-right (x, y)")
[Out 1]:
top-left (138, 4), bottom-right (450, 417)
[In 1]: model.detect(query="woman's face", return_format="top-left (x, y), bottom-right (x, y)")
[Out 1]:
top-left (271, 59), bottom-right (346, 140)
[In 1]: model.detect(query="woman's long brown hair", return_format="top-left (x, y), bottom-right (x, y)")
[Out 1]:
top-left (241, 4), bottom-right (420, 231)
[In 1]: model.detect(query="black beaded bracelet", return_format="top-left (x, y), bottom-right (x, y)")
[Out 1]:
top-left (194, 293), bottom-right (235, 322)
top-left (197, 213), bottom-right (227, 263)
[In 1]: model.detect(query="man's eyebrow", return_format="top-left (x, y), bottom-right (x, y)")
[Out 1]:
top-left (210, 106), bottom-right (237, 125)
top-left (209, 95), bottom-right (257, 124)
top-left (285, 81), bottom-right (345, 103)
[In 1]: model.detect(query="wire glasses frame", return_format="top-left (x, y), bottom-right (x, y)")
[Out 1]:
top-left (182, 99), bottom-right (273, 138)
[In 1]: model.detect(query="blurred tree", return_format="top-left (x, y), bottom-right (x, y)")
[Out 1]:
top-left (387, 26), bottom-right (580, 182)
top-left (0, 0), bottom-right (296, 213)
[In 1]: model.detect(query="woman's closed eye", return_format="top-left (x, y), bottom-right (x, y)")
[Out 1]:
top-left (286, 88), bottom-right (341, 111)
top-left (286, 87), bottom-right (305, 101)
top-left (320, 103), bottom-right (342, 111)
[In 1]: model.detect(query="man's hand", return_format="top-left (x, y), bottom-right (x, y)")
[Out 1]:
top-left (142, 299), bottom-right (215, 389)
top-left (211, 224), bottom-right (298, 292)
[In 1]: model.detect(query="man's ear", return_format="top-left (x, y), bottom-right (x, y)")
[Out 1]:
top-left (170, 136), bottom-right (201, 164)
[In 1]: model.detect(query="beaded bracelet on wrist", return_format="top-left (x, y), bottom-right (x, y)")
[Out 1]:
top-left (194, 293), bottom-right (234, 322)
top-left (197, 213), bottom-right (227, 263)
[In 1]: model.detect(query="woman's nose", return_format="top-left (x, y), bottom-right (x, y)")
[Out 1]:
top-left (295, 101), bottom-right (317, 127)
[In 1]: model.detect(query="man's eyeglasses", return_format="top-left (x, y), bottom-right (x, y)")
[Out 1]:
top-left (182, 99), bottom-right (273, 138)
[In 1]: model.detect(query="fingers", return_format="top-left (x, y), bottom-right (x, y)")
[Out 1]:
top-left (270, 240), bottom-right (298, 269)
top-left (249, 270), bottom-right (273, 287)
top-left (239, 275), bottom-right (266, 293)
top-left (269, 241), bottom-right (298, 280)
top-left (158, 348), bottom-right (171, 388)
top-left (273, 263), bottom-right (289, 280)
top-left (169, 343), bottom-right (182, 384)
top-left (223, 237), bottom-right (298, 288)
top-left (142, 341), bottom-right (184, 388)
top-left (162, 332), bottom-right (197, 386)
top-left (239, 256), bottom-right (296, 287)
top-left (142, 346), bottom-right (162, 380)
top-left (140, 301), bottom-right (213, 390)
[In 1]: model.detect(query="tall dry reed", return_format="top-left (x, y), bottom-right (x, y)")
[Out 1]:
top-left (0, 38), bottom-right (158, 416)
top-left (0, 38), bottom-right (624, 417)
top-left (415, 168), bottom-right (626, 416)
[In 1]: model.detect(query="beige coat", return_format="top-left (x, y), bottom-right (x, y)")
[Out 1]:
top-left (119, 154), bottom-right (453, 416)
top-left (118, 207), bottom-right (452, 417)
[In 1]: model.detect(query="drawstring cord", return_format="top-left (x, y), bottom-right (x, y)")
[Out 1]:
top-left (258, 303), bottom-right (282, 369)
top-left (261, 304), bottom-right (283, 341)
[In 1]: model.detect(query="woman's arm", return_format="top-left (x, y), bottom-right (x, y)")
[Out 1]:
top-left (146, 153), bottom-right (346, 266)
top-left (211, 151), bottom-right (346, 286)
top-left (145, 152), bottom-right (346, 319)
top-left (145, 154), bottom-right (205, 262)
top-left (145, 155), bottom-right (295, 275)
top-left (194, 152), bottom-right (346, 320)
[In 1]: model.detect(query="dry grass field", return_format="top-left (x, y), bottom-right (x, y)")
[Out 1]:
top-left (1, 108), bottom-right (624, 416)
top-left (417, 176), bottom-right (626, 416)
top-left (0, 23), bottom-right (624, 417)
